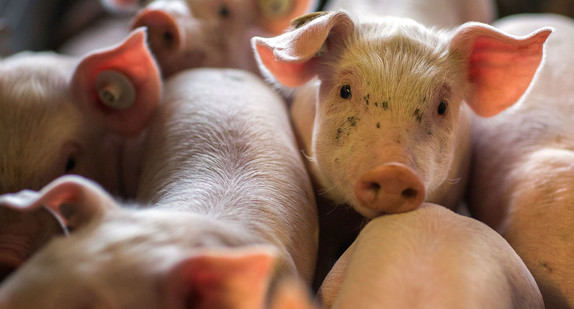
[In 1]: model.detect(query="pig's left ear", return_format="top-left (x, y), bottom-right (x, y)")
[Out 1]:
top-left (0, 175), bottom-right (117, 232)
top-left (451, 23), bottom-right (552, 118)
top-left (71, 27), bottom-right (162, 136)
top-left (164, 246), bottom-right (278, 309)
top-left (255, 0), bottom-right (319, 35)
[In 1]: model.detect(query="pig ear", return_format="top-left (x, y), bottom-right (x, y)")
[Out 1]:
top-left (451, 23), bottom-right (552, 117)
top-left (165, 246), bottom-right (278, 309)
top-left (252, 10), bottom-right (354, 87)
top-left (131, 8), bottom-right (184, 61)
top-left (0, 175), bottom-right (117, 232)
top-left (255, 0), bottom-right (319, 35)
top-left (269, 278), bottom-right (318, 309)
top-left (71, 27), bottom-right (162, 136)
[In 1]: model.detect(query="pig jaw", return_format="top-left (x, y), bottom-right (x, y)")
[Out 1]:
top-left (309, 20), bottom-right (463, 217)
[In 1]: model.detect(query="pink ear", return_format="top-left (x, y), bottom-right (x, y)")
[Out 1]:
top-left (0, 175), bottom-right (117, 231)
top-left (269, 278), bottom-right (318, 309)
top-left (71, 28), bottom-right (162, 136)
top-left (256, 0), bottom-right (319, 35)
top-left (451, 23), bottom-right (552, 117)
top-left (165, 246), bottom-right (278, 309)
top-left (252, 10), bottom-right (354, 87)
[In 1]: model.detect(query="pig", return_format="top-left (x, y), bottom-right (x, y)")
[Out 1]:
top-left (101, 0), bottom-right (319, 77)
top-left (0, 28), bottom-right (161, 280)
top-left (468, 13), bottom-right (574, 308)
top-left (252, 10), bottom-right (551, 219)
top-left (324, 0), bottom-right (497, 27)
top-left (0, 67), bottom-right (319, 307)
top-left (317, 204), bottom-right (543, 308)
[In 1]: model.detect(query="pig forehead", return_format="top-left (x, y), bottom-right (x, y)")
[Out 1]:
top-left (332, 20), bottom-right (457, 94)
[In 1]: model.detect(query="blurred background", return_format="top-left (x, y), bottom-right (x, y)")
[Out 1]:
top-left (0, 0), bottom-right (573, 56)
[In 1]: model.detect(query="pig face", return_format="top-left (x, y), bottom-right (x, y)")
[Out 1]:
top-left (0, 29), bottom-right (161, 195)
top-left (105, 0), bottom-right (317, 76)
top-left (0, 176), bottom-right (305, 309)
top-left (253, 11), bottom-right (551, 217)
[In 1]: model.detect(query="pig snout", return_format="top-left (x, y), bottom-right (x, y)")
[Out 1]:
top-left (354, 162), bottom-right (425, 216)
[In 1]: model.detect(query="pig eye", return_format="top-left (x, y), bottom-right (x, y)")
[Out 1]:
top-left (339, 85), bottom-right (352, 99)
top-left (437, 100), bottom-right (448, 115)
top-left (65, 156), bottom-right (77, 173)
top-left (218, 5), bottom-right (230, 18)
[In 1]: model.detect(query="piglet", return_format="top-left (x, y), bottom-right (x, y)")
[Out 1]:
top-left (325, 0), bottom-right (496, 27)
top-left (468, 13), bottom-right (574, 308)
top-left (0, 28), bottom-right (161, 280)
top-left (0, 67), bottom-right (319, 308)
top-left (318, 204), bottom-right (543, 308)
top-left (252, 10), bottom-right (551, 218)
top-left (102, 0), bottom-right (318, 77)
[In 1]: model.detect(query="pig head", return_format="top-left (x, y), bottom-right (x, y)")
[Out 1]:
top-left (104, 0), bottom-right (318, 77)
top-left (0, 175), bottom-right (317, 309)
top-left (0, 28), bottom-right (161, 282)
top-left (252, 11), bottom-right (551, 218)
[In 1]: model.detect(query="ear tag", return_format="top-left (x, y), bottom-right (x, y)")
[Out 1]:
top-left (95, 70), bottom-right (136, 110)
top-left (258, 0), bottom-right (293, 18)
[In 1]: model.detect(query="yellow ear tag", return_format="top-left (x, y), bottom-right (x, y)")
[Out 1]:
top-left (95, 70), bottom-right (136, 110)
top-left (258, 0), bottom-right (293, 18)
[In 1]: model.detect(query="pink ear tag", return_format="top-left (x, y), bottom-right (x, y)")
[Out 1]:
top-left (95, 70), bottom-right (136, 110)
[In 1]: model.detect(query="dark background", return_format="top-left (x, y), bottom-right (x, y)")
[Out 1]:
top-left (0, 0), bottom-right (573, 56)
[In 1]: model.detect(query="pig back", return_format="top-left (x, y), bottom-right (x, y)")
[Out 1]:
top-left (136, 68), bottom-right (319, 282)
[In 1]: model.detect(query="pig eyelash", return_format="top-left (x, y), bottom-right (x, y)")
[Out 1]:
top-left (340, 84), bottom-right (352, 99)
top-left (437, 100), bottom-right (448, 115)
top-left (218, 5), bottom-right (230, 18)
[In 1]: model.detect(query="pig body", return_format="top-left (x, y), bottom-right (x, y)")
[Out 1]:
top-left (254, 10), bottom-right (550, 218)
top-left (101, 0), bottom-right (318, 77)
top-left (468, 13), bottom-right (574, 308)
top-left (318, 204), bottom-right (543, 308)
top-left (0, 68), bottom-right (319, 308)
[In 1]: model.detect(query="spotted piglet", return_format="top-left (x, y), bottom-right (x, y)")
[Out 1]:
top-left (102, 0), bottom-right (318, 77)
top-left (0, 68), bottom-right (319, 308)
top-left (469, 14), bottom-right (574, 308)
top-left (252, 10), bottom-right (551, 218)
top-left (0, 29), bottom-right (161, 281)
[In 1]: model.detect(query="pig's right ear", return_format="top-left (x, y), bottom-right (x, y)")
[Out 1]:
top-left (71, 27), bottom-right (162, 136)
top-left (0, 175), bottom-right (117, 232)
top-left (252, 10), bottom-right (354, 87)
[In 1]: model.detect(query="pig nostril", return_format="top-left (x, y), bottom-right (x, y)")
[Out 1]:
top-left (162, 31), bottom-right (175, 48)
top-left (401, 188), bottom-right (418, 199)
top-left (0, 264), bottom-right (15, 282)
top-left (368, 182), bottom-right (381, 192)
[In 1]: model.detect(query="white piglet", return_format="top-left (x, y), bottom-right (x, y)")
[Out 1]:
top-left (103, 0), bottom-right (318, 77)
top-left (252, 10), bottom-right (551, 218)
top-left (0, 68), bottom-right (318, 308)
top-left (0, 29), bottom-right (161, 281)
top-left (469, 13), bottom-right (574, 308)
top-left (318, 204), bottom-right (543, 308)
